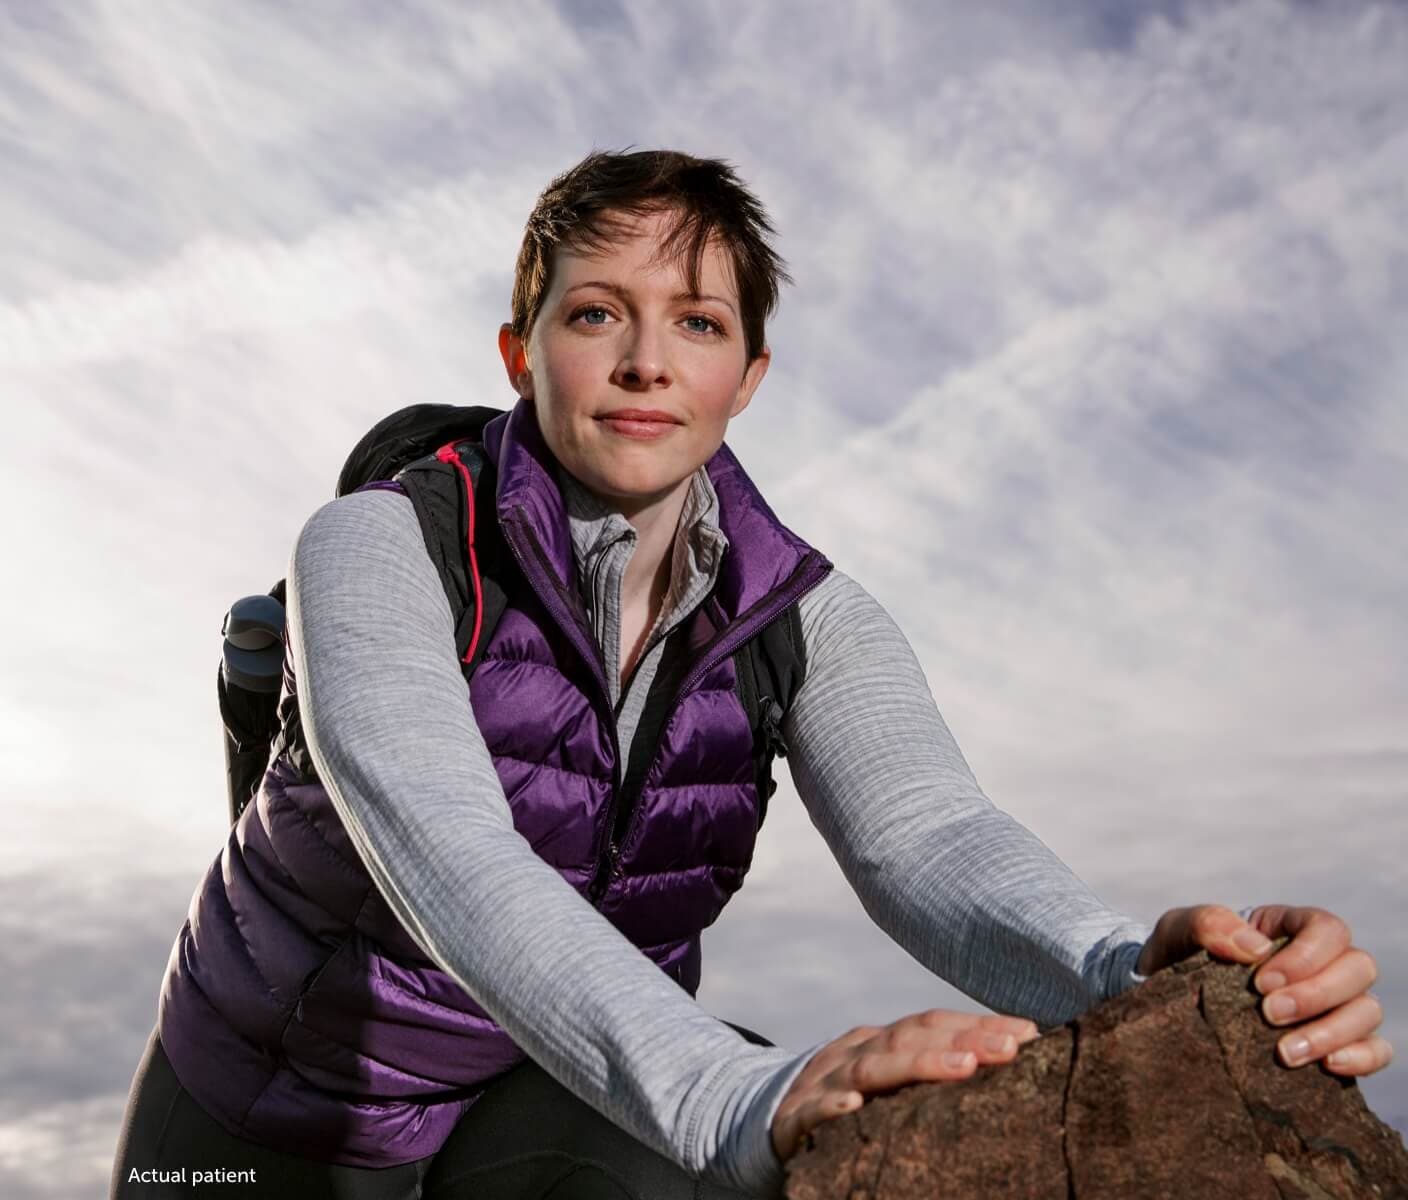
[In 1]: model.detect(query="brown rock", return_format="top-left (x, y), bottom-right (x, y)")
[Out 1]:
top-left (783, 940), bottom-right (1408, 1199)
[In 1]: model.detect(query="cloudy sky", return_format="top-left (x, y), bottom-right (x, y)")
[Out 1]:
top-left (2, 0), bottom-right (1405, 1195)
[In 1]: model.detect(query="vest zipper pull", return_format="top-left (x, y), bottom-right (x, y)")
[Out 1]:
top-left (589, 839), bottom-right (620, 903)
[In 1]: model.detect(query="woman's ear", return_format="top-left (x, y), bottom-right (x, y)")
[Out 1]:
top-left (732, 346), bottom-right (771, 417)
top-left (498, 324), bottom-right (534, 398)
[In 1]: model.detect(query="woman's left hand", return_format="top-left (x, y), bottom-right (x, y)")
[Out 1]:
top-left (1135, 903), bottom-right (1393, 1077)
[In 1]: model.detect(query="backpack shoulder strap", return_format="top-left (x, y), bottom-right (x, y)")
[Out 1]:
top-left (392, 438), bottom-right (510, 680)
top-left (734, 600), bottom-right (808, 831)
top-left (221, 409), bottom-right (512, 826)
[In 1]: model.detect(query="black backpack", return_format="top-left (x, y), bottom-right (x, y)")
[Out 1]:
top-left (218, 403), bottom-right (807, 835)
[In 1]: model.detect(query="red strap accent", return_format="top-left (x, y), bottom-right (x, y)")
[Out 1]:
top-left (435, 442), bottom-right (484, 666)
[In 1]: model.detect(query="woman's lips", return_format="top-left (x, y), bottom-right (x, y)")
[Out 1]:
top-left (597, 416), bottom-right (679, 440)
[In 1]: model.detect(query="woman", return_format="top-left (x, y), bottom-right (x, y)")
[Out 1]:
top-left (111, 149), bottom-right (1391, 1199)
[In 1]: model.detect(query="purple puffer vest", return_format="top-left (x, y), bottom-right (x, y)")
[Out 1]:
top-left (157, 398), bottom-right (833, 1166)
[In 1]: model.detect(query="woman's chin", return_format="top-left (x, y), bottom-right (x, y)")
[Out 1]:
top-left (583, 467), bottom-right (688, 507)
top-left (602, 479), bottom-right (676, 503)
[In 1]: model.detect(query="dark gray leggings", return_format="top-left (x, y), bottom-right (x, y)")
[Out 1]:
top-left (110, 1025), bottom-right (772, 1199)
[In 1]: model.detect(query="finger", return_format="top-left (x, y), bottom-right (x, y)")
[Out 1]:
top-left (872, 1011), bottom-right (1028, 1055)
top-left (1260, 945), bottom-right (1379, 1027)
top-left (809, 1016), bottom-right (978, 1096)
top-left (1241, 903), bottom-right (1293, 935)
top-left (799, 1088), bottom-right (863, 1138)
top-left (773, 1087), bottom-right (863, 1161)
top-left (852, 1015), bottom-right (1037, 1075)
top-left (843, 1045), bottom-right (978, 1096)
top-left (950, 1027), bottom-right (1022, 1061)
top-left (1252, 908), bottom-right (1354, 995)
top-left (867, 1014), bottom-right (991, 1059)
top-left (792, 1025), bottom-right (883, 1085)
top-left (1273, 992), bottom-right (1384, 1069)
top-left (976, 1014), bottom-right (1041, 1042)
top-left (1325, 1034), bottom-right (1396, 1078)
top-left (904, 1009), bottom-right (1029, 1038)
top-left (1186, 904), bottom-right (1277, 964)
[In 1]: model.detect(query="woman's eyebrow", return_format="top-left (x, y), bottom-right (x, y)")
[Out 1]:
top-left (563, 280), bottom-right (737, 317)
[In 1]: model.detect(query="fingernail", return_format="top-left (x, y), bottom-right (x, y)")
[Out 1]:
top-left (1234, 929), bottom-right (1272, 956)
top-left (944, 1051), bottom-right (975, 1068)
top-left (1327, 1051), bottom-right (1349, 1069)
top-left (984, 1034), bottom-right (1016, 1053)
top-left (1265, 994), bottom-right (1297, 1023)
top-left (1256, 970), bottom-right (1287, 995)
top-left (1281, 1035), bottom-right (1311, 1066)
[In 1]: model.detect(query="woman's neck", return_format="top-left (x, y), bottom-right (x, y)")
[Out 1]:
top-left (618, 472), bottom-right (692, 615)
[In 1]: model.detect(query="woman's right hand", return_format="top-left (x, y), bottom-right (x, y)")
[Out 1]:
top-left (771, 1009), bottom-right (1041, 1162)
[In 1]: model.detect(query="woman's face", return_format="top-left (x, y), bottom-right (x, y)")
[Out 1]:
top-left (498, 206), bottom-right (770, 518)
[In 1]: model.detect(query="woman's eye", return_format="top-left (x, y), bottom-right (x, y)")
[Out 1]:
top-left (683, 314), bottom-right (724, 336)
top-left (569, 306), bottom-right (722, 336)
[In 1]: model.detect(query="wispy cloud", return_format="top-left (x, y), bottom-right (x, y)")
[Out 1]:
top-left (2, 1), bottom-right (1403, 1194)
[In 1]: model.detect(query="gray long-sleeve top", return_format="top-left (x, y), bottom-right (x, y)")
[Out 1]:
top-left (286, 464), bottom-right (1156, 1197)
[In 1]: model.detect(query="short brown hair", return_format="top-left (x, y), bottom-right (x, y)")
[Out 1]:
top-left (509, 147), bottom-right (794, 368)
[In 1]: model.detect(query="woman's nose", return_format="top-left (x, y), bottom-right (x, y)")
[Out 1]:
top-left (615, 329), bottom-right (669, 387)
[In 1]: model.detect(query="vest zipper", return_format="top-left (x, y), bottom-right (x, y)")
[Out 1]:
top-left (587, 539), bottom-right (610, 619)
top-left (499, 513), bottom-right (625, 905)
top-left (289, 935), bottom-right (352, 1029)
top-left (592, 550), bottom-right (834, 884)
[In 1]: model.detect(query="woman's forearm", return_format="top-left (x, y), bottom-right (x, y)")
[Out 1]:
top-left (786, 569), bottom-right (1154, 1028)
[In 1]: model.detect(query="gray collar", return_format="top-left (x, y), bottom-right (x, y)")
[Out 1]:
top-left (553, 461), bottom-right (730, 617)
